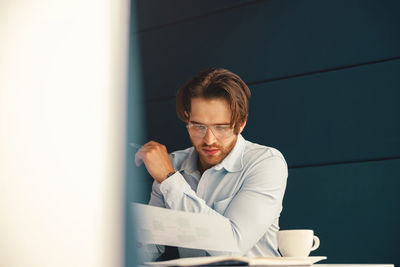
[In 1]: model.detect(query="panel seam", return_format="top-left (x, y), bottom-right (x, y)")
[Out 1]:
top-left (289, 156), bottom-right (400, 169)
top-left (144, 56), bottom-right (400, 103)
top-left (135, 0), bottom-right (265, 33)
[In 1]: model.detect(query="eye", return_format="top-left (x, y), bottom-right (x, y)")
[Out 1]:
top-left (193, 124), bottom-right (206, 131)
top-left (215, 125), bottom-right (230, 131)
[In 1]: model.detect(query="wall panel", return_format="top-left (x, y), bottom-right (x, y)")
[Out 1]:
top-left (135, 0), bottom-right (255, 31)
top-left (280, 159), bottom-right (400, 264)
top-left (246, 60), bottom-right (400, 166)
top-left (137, 0), bottom-right (400, 99)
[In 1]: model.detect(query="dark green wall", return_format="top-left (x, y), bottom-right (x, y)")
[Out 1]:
top-left (132, 0), bottom-right (400, 264)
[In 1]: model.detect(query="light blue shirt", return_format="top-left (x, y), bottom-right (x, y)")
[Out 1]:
top-left (143, 134), bottom-right (288, 260)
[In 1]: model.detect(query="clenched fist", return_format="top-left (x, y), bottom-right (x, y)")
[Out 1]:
top-left (134, 141), bottom-right (175, 183)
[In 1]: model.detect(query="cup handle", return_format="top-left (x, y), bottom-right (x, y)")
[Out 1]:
top-left (310, 235), bottom-right (320, 251)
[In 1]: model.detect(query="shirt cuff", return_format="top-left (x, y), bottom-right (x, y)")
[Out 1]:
top-left (159, 171), bottom-right (192, 207)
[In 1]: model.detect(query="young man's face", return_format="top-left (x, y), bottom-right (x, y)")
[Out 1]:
top-left (187, 97), bottom-right (245, 172)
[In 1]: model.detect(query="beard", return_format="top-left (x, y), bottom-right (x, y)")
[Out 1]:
top-left (192, 135), bottom-right (238, 172)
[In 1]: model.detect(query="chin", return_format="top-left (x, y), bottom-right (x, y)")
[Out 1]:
top-left (202, 154), bottom-right (223, 166)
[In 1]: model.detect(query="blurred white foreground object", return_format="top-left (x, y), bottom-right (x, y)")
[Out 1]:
top-left (0, 0), bottom-right (130, 266)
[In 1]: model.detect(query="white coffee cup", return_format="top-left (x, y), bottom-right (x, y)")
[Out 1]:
top-left (277, 229), bottom-right (320, 257)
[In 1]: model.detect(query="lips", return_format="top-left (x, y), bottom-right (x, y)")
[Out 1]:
top-left (202, 148), bottom-right (219, 155)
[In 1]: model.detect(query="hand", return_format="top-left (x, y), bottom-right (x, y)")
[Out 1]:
top-left (134, 141), bottom-right (175, 183)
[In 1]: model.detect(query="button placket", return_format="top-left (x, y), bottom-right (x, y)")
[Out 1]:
top-left (196, 179), bottom-right (204, 198)
top-left (196, 170), bottom-right (209, 198)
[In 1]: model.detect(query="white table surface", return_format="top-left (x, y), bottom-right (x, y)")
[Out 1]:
top-left (140, 264), bottom-right (394, 267)
top-left (314, 265), bottom-right (394, 267)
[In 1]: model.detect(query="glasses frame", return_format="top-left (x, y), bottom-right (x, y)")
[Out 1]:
top-left (186, 122), bottom-right (234, 139)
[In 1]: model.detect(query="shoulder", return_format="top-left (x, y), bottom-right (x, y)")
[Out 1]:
top-left (240, 140), bottom-right (288, 189)
top-left (243, 139), bottom-right (286, 161)
top-left (242, 139), bottom-right (288, 171)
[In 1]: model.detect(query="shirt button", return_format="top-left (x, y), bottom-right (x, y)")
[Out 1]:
top-left (163, 190), bottom-right (168, 194)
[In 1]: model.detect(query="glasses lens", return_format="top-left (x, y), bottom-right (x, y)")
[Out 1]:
top-left (211, 125), bottom-right (233, 139)
top-left (187, 124), bottom-right (206, 137)
top-left (187, 124), bottom-right (233, 139)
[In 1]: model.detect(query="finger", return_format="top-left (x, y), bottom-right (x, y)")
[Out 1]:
top-left (135, 157), bottom-right (143, 167)
top-left (145, 140), bottom-right (160, 146)
top-left (143, 141), bottom-right (164, 150)
top-left (147, 142), bottom-right (168, 153)
top-left (134, 151), bottom-right (144, 167)
top-left (134, 145), bottom-right (154, 166)
top-left (142, 141), bottom-right (156, 148)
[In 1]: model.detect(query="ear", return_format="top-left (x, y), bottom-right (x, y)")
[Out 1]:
top-left (184, 111), bottom-right (189, 121)
top-left (238, 120), bottom-right (247, 134)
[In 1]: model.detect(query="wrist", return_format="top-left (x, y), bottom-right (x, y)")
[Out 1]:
top-left (157, 170), bottom-right (176, 183)
top-left (165, 171), bottom-right (176, 179)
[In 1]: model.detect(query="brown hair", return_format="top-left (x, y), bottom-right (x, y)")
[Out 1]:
top-left (176, 68), bottom-right (251, 134)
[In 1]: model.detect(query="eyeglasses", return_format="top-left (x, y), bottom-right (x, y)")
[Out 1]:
top-left (186, 123), bottom-right (234, 139)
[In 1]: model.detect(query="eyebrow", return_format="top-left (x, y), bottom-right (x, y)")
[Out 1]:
top-left (189, 120), bottom-right (230, 126)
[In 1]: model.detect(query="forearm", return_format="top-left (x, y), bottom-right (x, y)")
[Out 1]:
top-left (159, 173), bottom-right (222, 215)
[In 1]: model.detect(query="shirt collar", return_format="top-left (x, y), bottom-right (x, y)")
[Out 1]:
top-left (215, 134), bottom-right (245, 172)
top-left (179, 134), bottom-right (246, 174)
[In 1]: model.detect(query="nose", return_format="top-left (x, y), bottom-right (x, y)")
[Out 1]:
top-left (203, 127), bottom-right (217, 145)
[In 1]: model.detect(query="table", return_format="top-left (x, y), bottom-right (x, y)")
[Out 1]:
top-left (315, 265), bottom-right (394, 267)
top-left (141, 264), bottom-right (394, 267)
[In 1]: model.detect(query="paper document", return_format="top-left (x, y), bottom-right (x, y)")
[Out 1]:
top-left (132, 203), bottom-right (239, 252)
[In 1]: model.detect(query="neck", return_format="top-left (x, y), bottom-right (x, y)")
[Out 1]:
top-left (198, 158), bottom-right (212, 176)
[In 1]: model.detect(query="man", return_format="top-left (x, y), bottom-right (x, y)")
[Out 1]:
top-left (135, 68), bottom-right (288, 260)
